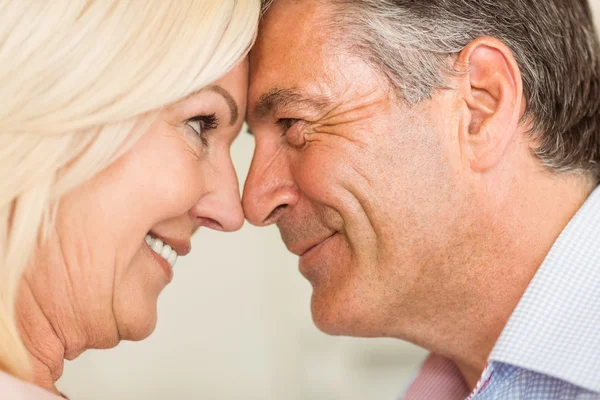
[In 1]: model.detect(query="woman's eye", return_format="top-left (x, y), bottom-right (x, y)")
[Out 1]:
top-left (186, 114), bottom-right (219, 147)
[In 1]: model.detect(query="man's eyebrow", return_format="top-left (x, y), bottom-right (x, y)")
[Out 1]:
top-left (253, 88), bottom-right (333, 119)
top-left (203, 84), bottom-right (239, 126)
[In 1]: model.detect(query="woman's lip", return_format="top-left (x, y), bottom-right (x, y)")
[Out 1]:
top-left (145, 243), bottom-right (174, 283)
top-left (148, 231), bottom-right (192, 257)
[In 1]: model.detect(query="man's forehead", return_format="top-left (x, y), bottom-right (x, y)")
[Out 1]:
top-left (254, 0), bottom-right (337, 59)
top-left (249, 1), bottom-right (345, 101)
top-left (248, 45), bottom-right (343, 119)
top-left (248, 0), bottom-right (387, 121)
top-left (262, 0), bottom-right (332, 25)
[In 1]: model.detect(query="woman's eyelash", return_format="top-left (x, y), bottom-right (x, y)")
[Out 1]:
top-left (186, 113), bottom-right (219, 147)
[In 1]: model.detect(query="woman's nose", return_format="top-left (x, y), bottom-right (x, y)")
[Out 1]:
top-left (189, 158), bottom-right (244, 232)
top-left (242, 141), bottom-right (299, 227)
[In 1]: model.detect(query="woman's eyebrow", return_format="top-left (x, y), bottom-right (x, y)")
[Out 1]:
top-left (203, 84), bottom-right (239, 126)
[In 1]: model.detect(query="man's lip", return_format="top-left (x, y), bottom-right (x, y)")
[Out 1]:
top-left (148, 232), bottom-right (192, 257)
top-left (289, 233), bottom-right (336, 257)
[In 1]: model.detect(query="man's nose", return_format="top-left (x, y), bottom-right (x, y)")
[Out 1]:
top-left (243, 142), bottom-right (299, 226)
top-left (189, 158), bottom-right (244, 232)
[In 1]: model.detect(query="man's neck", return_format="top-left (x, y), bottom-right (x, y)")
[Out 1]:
top-left (405, 176), bottom-right (594, 391)
top-left (474, 179), bottom-right (593, 388)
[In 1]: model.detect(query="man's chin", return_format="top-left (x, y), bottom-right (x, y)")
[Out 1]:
top-left (309, 290), bottom-right (381, 338)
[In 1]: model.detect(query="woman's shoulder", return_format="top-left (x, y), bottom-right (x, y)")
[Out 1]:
top-left (0, 370), bottom-right (64, 400)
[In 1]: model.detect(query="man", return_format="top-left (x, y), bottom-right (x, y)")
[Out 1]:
top-left (243, 0), bottom-right (600, 398)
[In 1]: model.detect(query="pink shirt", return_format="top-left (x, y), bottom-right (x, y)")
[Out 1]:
top-left (403, 353), bottom-right (471, 400)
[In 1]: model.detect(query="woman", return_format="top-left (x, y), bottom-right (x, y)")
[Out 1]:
top-left (0, 0), bottom-right (260, 397)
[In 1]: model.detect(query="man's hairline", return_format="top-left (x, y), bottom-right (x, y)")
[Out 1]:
top-left (253, 0), bottom-right (408, 121)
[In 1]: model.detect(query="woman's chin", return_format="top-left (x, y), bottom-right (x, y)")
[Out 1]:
top-left (113, 301), bottom-right (159, 342)
top-left (122, 318), bottom-right (157, 342)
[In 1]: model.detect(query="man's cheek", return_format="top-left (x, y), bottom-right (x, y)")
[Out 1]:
top-left (296, 152), bottom-right (346, 199)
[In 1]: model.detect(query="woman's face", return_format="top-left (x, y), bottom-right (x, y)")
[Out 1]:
top-left (31, 61), bottom-right (248, 346)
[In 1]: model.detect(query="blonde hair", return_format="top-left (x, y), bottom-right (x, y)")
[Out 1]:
top-left (0, 0), bottom-right (260, 380)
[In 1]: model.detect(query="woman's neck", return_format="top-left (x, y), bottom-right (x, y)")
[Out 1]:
top-left (16, 281), bottom-right (67, 396)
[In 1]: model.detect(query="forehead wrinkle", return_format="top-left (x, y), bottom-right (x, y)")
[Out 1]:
top-left (317, 87), bottom-right (390, 128)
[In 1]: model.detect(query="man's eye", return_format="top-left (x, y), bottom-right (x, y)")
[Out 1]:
top-left (186, 114), bottom-right (219, 147)
top-left (277, 118), bottom-right (306, 147)
top-left (277, 118), bottom-right (300, 135)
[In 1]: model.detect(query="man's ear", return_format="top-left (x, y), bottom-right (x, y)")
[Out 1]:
top-left (454, 37), bottom-right (525, 172)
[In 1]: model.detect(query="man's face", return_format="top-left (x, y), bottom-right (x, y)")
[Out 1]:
top-left (244, 0), bottom-right (473, 338)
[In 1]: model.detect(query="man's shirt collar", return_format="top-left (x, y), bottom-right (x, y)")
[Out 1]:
top-left (489, 186), bottom-right (600, 392)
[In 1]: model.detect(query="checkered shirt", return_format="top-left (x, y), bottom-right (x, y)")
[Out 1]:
top-left (402, 186), bottom-right (600, 399)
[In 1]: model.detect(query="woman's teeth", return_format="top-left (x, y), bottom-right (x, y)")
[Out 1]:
top-left (145, 234), bottom-right (178, 268)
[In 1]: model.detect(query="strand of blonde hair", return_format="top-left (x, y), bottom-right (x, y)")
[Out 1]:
top-left (0, 0), bottom-right (260, 380)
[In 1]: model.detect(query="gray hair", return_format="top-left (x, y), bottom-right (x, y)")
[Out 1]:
top-left (264, 0), bottom-right (600, 181)
top-left (261, 0), bottom-right (274, 15)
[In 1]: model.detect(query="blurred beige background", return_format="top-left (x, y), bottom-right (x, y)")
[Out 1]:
top-left (58, 2), bottom-right (600, 399)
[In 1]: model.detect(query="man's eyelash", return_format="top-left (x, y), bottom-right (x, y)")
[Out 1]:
top-left (277, 118), bottom-right (300, 135)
